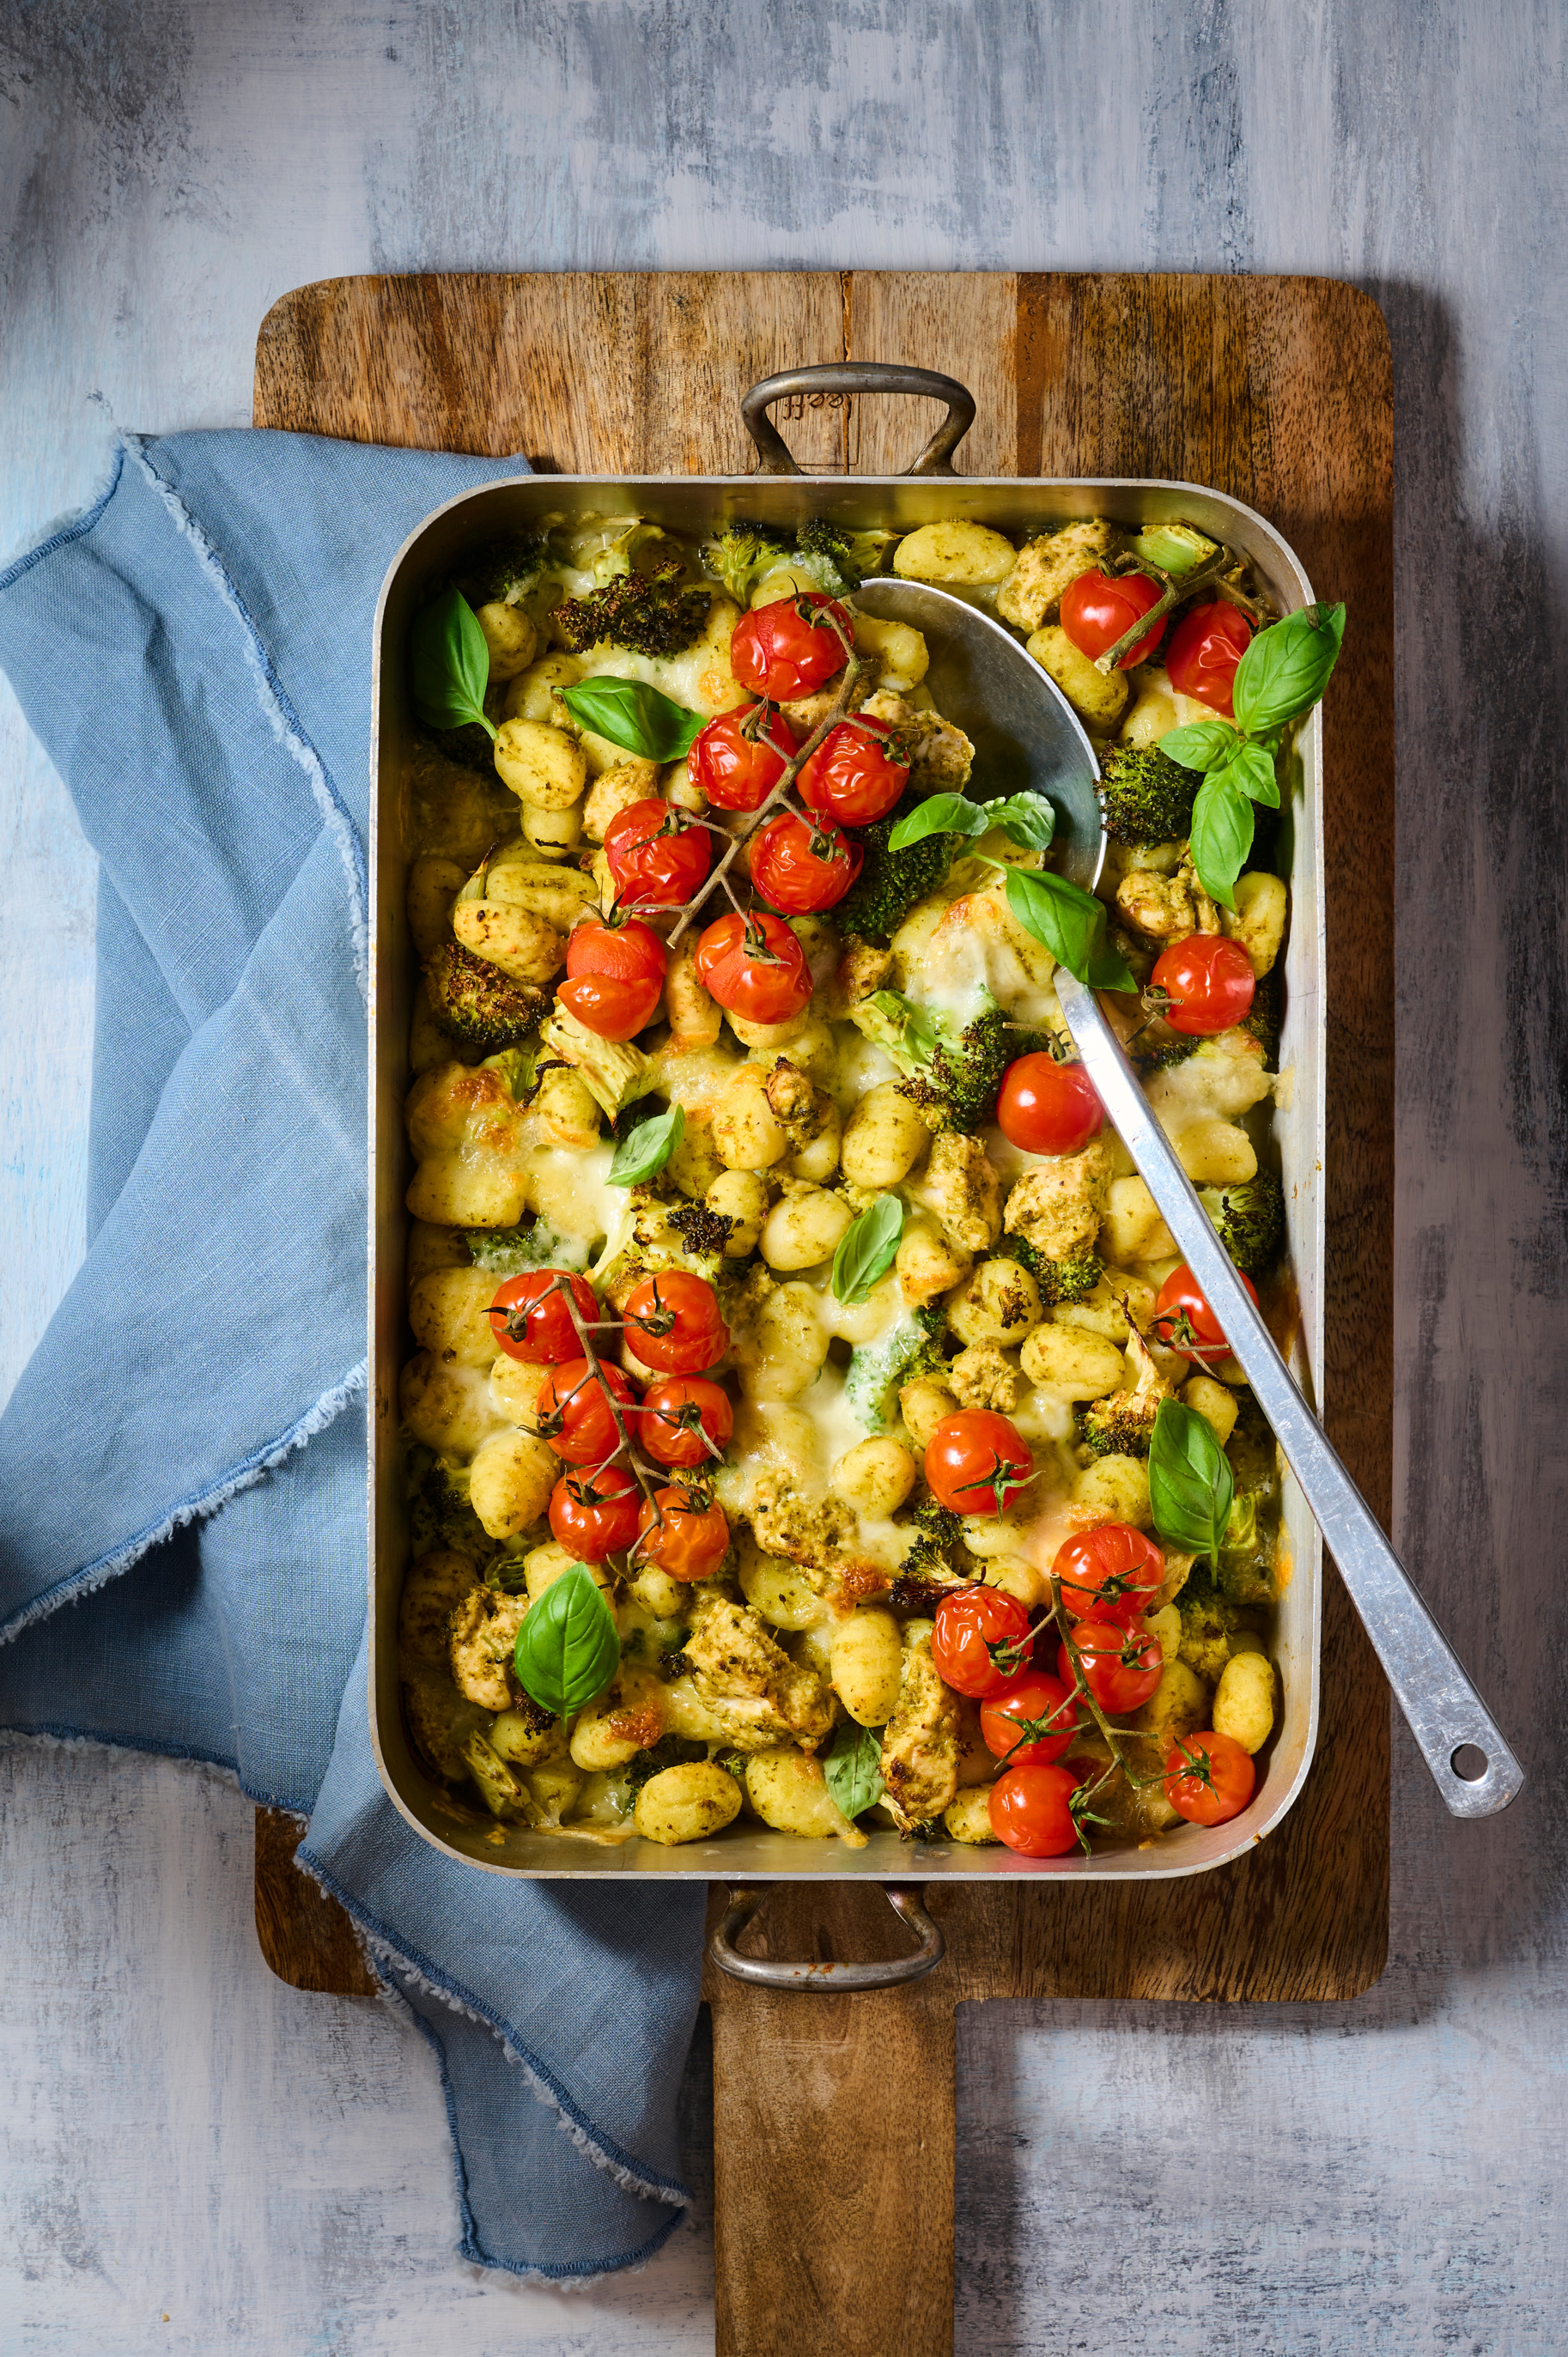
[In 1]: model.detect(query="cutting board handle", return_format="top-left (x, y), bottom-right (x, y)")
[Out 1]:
top-left (742, 362), bottom-right (975, 476)
top-left (710, 1882), bottom-right (944, 1989)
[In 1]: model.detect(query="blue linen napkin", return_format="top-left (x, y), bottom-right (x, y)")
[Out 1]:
top-left (0, 428), bottom-right (708, 2281)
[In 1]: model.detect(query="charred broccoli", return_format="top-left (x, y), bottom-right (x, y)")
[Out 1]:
top-left (794, 519), bottom-right (898, 595)
top-left (1003, 1236), bottom-right (1103, 1307)
top-left (1097, 742), bottom-right (1199, 846)
top-left (455, 531), bottom-right (551, 611)
top-left (896, 1003), bottom-right (1055, 1135)
top-left (406, 1450), bottom-right (499, 1567)
top-left (666, 1202), bottom-right (738, 1258)
top-left (1175, 1568), bottom-right (1246, 1681)
top-left (1078, 1327), bottom-right (1168, 1458)
top-left (1199, 1173), bottom-right (1285, 1278)
top-left (836, 787), bottom-right (962, 944)
top-left (556, 556), bottom-right (712, 659)
top-left (896, 1497), bottom-right (963, 1585)
top-left (424, 943), bottom-right (547, 1052)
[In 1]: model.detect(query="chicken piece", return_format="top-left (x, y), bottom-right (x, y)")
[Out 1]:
top-left (995, 519), bottom-right (1120, 634)
top-left (763, 1056), bottom-right (815, 1127)
top-left (830, 939), bottom-right (895, 1005)
top-left (447, 1586), bottom-right (529, 1713)
top-left (747, 1474), bottom-right (856, 1571)
top-left (682, 1594), bottom-right (835, 1752)
top-left (879, 1626), bottom-right (963, 1830)
top-left (949, 1343), bottom-right (1022, 1413)
top-left (914, 1131), bottom-right (1003, 1253)
top-left (859, 689), bottom-right (975, 793)
top-left (1115, 860), bottom-right (1220, 945)
top-left (1004, 1139), bottom-right (1113, 1259)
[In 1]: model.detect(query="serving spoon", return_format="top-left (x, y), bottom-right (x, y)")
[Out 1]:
top-left (856, 577), bottom-right (1523, 1819)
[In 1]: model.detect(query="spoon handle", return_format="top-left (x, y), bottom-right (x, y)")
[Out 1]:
top-left (1054, 969), bottom-right (1524, 1819)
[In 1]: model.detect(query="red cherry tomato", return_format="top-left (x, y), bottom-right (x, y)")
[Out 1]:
top-left (1060, 569), bottom-right (1165, 670)
top-left (534, 1358), bottom-right (635, 1465)
top-left (730, 593), bottom-right (854, 701)
top-left (989, 1763), bottom-right (1083, 1857)
top-left (995, 1053), bottom-right (1103, 1155)
top-left (1153, 1264), bottom-right (1259, 1364)
top-left (687, 703), bottom-right (799, 812)
top-left (548, 1463), bottom-right (641, 1562)
top-left (797, 715), bottom-right (909, 826)
top-left (692, 910), bottom-right (813, 1027)
top-left (489, 1270), bottom-right (600, 1364)
top-left (1053, 1525), bottom-right (1166, 1625)
top-left (635, 1376), bottom-right (735, 1470)
top-left (1151, 934), bottom-right (1256, 1036)
top-left (1163, 1728), bottom-right (1256, 1826)
top-left (924, 1411), bottom-right (1036, 1518)
top-left (566, 918), bottom-right (666, 986)
top-left (635, 1485), bottom-right (730, 1582)
top-left (931, 1584), bottom-right (1036, 1700)
top-left (750, 812), bottom-right (863, 914)
top-left (604, 799), bottom-right (711, 910)
top-left (622, 1271), bottom-right (729, 1375)
top-left (979, 1669), bottom-right (1079, 1768)
top-left (556, 971), bottom-right (662, 1042)
top-left (1165, 600), bottom-right (1253, 718)
top-left (1059, 1618), bottom-right (1164, 1714)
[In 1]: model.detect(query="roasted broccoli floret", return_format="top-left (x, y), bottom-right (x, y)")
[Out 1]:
top-left (624, 1734), bottom-right (709, 1793)
top-left (1002, 1236), bottom-right (1103, 1307)
top-left (794, 519), bottom-right (898, 595)
top-left (702, 522), bottom-right (798, 604)
top-left (835, 788), bottom-right (962, 944)
top-left (456, 531), bottom-right (551, 611)
top-left (1175, 1569), bottom-right (1246, 1682)
top-left (556, 557), bottom-right (712, 659)
top-left (896, 1003), bottom-right (1054, 1136)
top-left (1216, 1394), bottom-right (1282, 1606)
top-left (844, 1316), bottom-right (946, 1433)
top-left (424, 942), bottom-right (547, 1053)
top-left (1078, 1327), bottom-right (1169, 1459)
top-left (1199, 1172), bottom-right (1285, 1277)
top-left (465, 1218), bottom-right (593, 1277)
top-left (406, 1450), bottom-right (499, 1566)
top-left (1097, 742), bottom-right (1199, 847)
top-left (896, 1498), bottom-right (963, 1585)
top-left (666, 1202), bottom-right (738, 1259)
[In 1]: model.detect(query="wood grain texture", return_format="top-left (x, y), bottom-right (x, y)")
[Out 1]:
top-left (253, 1807), bottom-right (378, 1996)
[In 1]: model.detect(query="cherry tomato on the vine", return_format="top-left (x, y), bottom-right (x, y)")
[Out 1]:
top-left (687, 703), bottom-right (799, 812)
top-left (635, 1485), bottom-right (730, 1582)
top-left (979, 1669), bottom-right (1080, 1768)
top-left (989, 1763), bottom-right (1084, 1857)
top-left (750, 811), bottom-right (863, 914)
top-left (931, 1584), bottom-right (1036, 1700)
top-left (1052, 1525), bottom-right (1165, 1625)
top-left (924, 1410), bottom-right (1036, 1518)
top-left (1165, 600), bottom-right (1253, 718)
top-left (730, 593), bottom-right (854, 701)
top-left (693, 909), bottom-right (813, 1027)
top-left (635, 1375), bottom-right (735, 1470)
top-left (534, 1358), bottom-right (634, 1465)
top-left (1153, 1263), bottom-right (1258, 1365)
top-left (797, 715), bottom-right (909, 826)
top-left (556, 971), bottom-right (661, 1042)
top-left (1060, 568), bottom-right (1165, 669)
top-left (548, 1462), bottom-right (641, 1562)
top-left (995, 1052), bottom-right (1103, 1156)
top-left (489, 1270), bottom-right (600, 1364)
top-left (621, 1271), bottom-right (729, 1376)
top-left (1058, 1618), bottom-right (1164, 1715)
top-left (1151, 933), bottom-right (1256, 1036)
top-left (1163, 1728), bottom-right (1256, 1826)
top-left (566, 917), bottom-right (665, 986)
top-left (604, 799), bottom-right (711, 910)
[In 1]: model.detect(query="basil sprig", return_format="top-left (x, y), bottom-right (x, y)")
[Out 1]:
top-left (513, 1564), bottom-right (621, 1717)
top-left (1004, 868), bottom-right (1136, 993)
top-left (889, 790), bottom-right (1056, 854)
top-left (410, 587), bottom-right (497, 740)
top-left (608, 1103), bottom-right (684, 1187)
top-left (831, 1195), bottom-right (905, 1303)
top-left (1159, 601), bottom-right (1345, 907)
top-left (824, 1718), bottom-right (885, 1820)
top-left (559, 677), bottom-right (708, 762)
top-left (1148, 1396), bottom-right (1236, 1566)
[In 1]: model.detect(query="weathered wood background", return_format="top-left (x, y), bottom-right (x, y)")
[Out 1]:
top-left (1, 6), bottom-right (1563, 2354)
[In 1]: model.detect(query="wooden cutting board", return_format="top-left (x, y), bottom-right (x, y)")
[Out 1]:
top-left (252, 271), bottom-right (1394, 2354)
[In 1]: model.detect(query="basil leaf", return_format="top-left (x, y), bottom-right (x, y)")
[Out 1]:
top-left (1004, 867), bottom-right (1136, 993)
top-left (832, 1194), bottom-right (905, 1304)
top-left (1212, 738), bottom-right (1280, 809)
top-left (1149, 1397), bottom-right (1236, 1567)
top-left (1188, 774), bottom-right (1255, 910)
top-left (865, 990), bottom-right (941, 1065)
top-left (1231, 601), bottom-right (1346, 735)
top-left (410, 588), bottom-right (497, 739)
top-left (985, 793), bottom-right (1057, 851)
top-left (824, 1717), bottom-right (885, 1820)
top-left (513, 1564), bottom-right (621, 1718)
top-left (559, 677), bottom-right (708, 762)
top-left (888, 793), bottom-right (988, 850)
top-left (608, 1102), bottom-right (684, 1187)
top-left (1158, 719), bottom-right (1237, 772)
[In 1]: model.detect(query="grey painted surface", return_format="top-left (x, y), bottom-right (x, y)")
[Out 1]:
top-left (1, 4), bottom-right (1564, 2351)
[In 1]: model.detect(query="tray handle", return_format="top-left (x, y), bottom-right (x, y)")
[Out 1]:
top-left (741, 363), bottom-right (976, 477)
top-left (709, 1883), bottom-right (945, 1990)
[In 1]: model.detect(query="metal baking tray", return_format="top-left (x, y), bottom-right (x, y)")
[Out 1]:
top-left (368, 374), bottom-right (1325, 1888)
